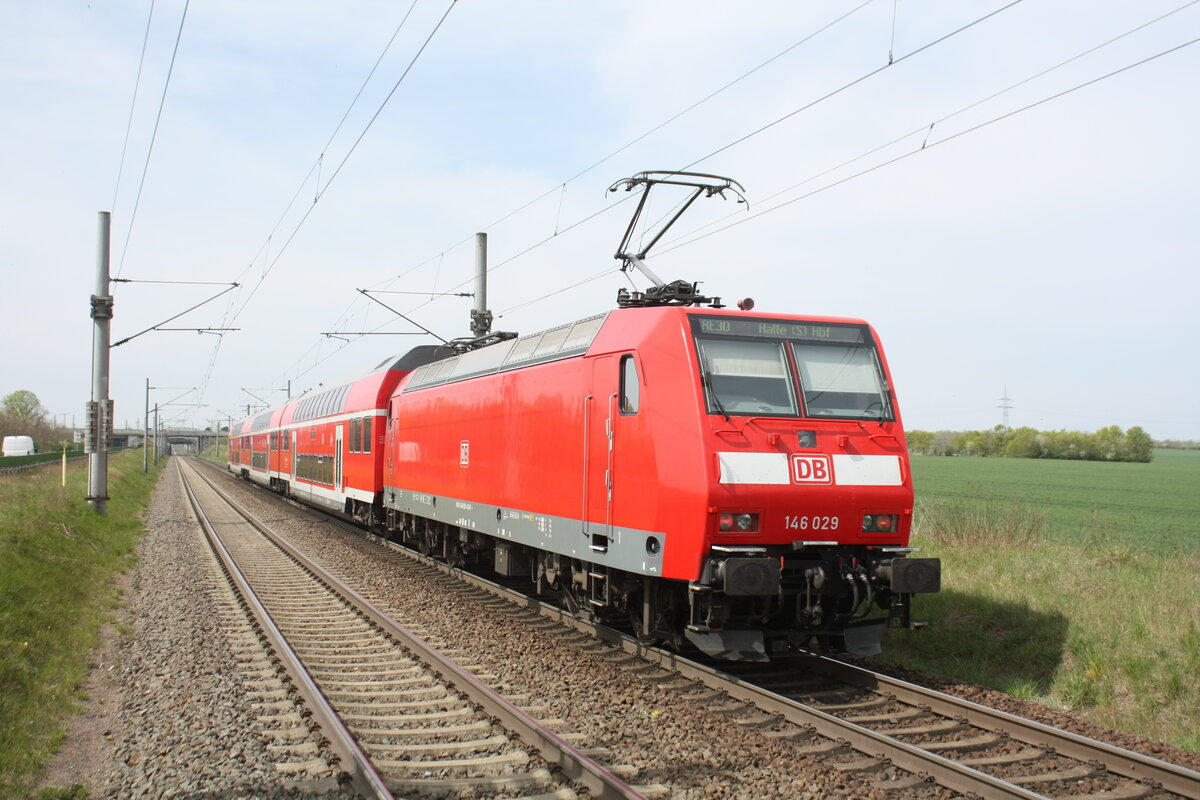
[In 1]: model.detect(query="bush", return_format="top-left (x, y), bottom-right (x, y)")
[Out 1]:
top-left (908, 425), bottom-right (1153, 463)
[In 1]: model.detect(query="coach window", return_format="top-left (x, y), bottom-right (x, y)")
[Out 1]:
top-left (620, 354), bottom-right (640, 415)
top-left (349, 418), bottom-right (360, 453)
top-left (362, 416), bottom-right (372, 453)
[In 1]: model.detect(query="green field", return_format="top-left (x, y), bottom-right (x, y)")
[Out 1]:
top-left (881, 449), bottom-right (1200, 751)
top-left (910, 448), bottom-right (1200, 554)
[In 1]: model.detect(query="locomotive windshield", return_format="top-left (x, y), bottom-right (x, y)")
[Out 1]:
top-left (690, 315), bottom-right (893, 421)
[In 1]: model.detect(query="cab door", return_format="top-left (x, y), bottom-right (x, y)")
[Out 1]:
top-left (584, 354), bottom-right (644, 552)
top-left (584, 356), bottom-right (616, 548)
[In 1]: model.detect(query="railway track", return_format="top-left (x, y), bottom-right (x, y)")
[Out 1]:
top-left (386, 553), bottom-right (1200, 799)
top-left (192, 458), bottom-right (1200, 800)
top-left (401, 551), bottom-right (1200, 800)
top-left (176, 458), bottom-right (656, 800)
top-left (717, 657), bottom-right (1200, 800)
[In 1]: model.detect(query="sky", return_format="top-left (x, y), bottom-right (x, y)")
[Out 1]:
top-left (1, 0), bottom-right (1198, 441)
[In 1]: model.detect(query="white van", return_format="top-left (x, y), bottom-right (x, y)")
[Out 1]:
top-left (2, 435), bottom-right (35, 456)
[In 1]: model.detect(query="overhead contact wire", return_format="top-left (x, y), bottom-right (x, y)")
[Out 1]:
top-left (373, 0), bottom-right (877, 297)
top-left (231, 0), bottom-right (457, 322)
top-left (111, 0), bottom-right (157, 218)
top-left (236, 0), bottom-right (423, 288)
top-left (681, 0), bottom-right (1025, 171)
top-left (661, 0), bottom-right (1200, 251)
top-left (116, 0), bottom-right (190, 279)
top-left (659, 34), bottom-right (1200, 256)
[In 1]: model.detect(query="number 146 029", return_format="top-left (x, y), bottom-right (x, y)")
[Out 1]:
top-left (784, 515), bottom-right (839, 531)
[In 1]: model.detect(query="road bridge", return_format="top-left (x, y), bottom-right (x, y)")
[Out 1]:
top-left (72, 427), bottom-right (225, 454)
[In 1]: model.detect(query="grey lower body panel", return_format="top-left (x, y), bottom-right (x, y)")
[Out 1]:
top-left (383, 484), bottom-right (666, 578)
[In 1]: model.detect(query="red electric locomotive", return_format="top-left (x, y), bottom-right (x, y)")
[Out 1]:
top-left (378, 304), bottom-right (939, 660)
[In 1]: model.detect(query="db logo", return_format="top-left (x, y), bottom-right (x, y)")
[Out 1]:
top-left (791, 454), bottom-right (833, 484)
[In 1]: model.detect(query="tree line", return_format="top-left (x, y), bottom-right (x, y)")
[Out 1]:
top-left (906, 425), bottom-right (1154, 463)
top-left (1154, 439), bottom-right (1200, 450)
top-left (0, 390), bottom-right (76, 454)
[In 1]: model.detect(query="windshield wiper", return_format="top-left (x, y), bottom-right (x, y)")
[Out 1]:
top-left (700, 353), bottom-right (730, 422)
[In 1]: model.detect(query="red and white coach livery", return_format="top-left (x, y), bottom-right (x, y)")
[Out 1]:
top-left (229, 348), bottom-right (442, 523)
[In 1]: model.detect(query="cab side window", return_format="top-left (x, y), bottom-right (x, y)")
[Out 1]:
top-left (620, 354), bottom-right (640, 415)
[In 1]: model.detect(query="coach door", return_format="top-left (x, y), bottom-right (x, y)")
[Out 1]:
top-left (335, 424), bottom-right (344, 491)
top-left (290, 431), bottom-right (297, 482)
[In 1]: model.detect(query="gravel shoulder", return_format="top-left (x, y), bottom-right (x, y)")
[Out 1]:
top-left (36, 607), bottom-right (126, 793)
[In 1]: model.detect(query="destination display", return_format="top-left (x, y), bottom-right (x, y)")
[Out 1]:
top-left (690, 315), bottom-right (865, 344)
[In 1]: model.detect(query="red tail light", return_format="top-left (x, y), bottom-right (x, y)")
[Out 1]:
top-left (862, 514), bottom-right (898, 533)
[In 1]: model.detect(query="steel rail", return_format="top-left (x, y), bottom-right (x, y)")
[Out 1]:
top-left (186, 459), bottom-right (649, 800)
top-left (177, 461), bottom-right (395, 800)
top-left (806, 654), bottom-right (1200, 799)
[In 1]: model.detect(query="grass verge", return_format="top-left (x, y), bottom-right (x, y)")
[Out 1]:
top-left (0, 450), bottom-right (162, 796)
top-left (197, 440), bottom-right (226, 465)
top-left (880, 493), bottom-right (1200, 752)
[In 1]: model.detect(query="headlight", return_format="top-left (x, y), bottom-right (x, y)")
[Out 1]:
top-left (718, 512), bottom-right (759, 532)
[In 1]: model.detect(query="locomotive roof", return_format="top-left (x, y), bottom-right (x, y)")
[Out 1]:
top-left (374, 344), bottom-right (457, 372)
top-left (403, 313), bottom-right (609, 392)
